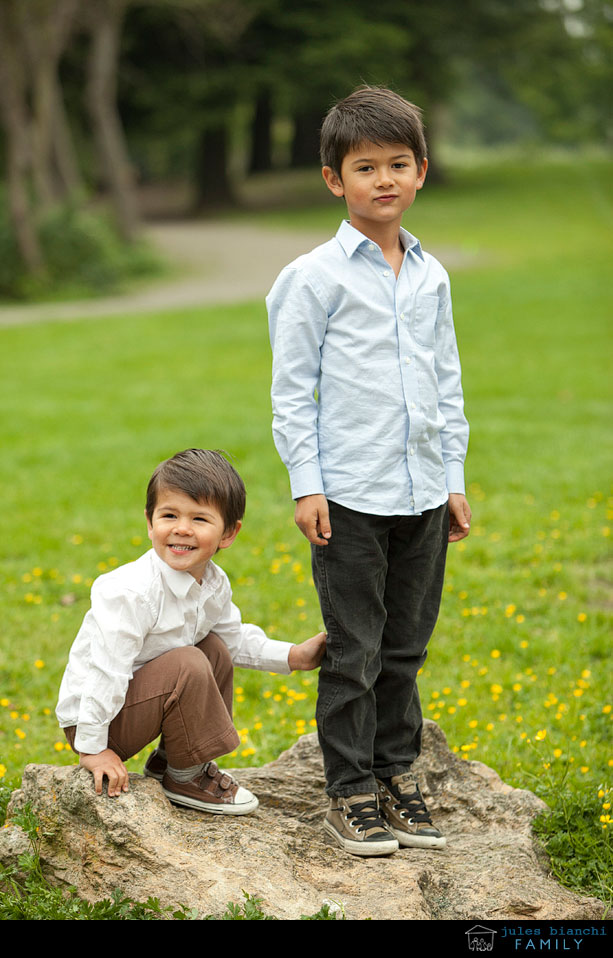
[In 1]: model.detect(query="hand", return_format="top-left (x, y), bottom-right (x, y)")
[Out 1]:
top-left (288, 631), bottom-right (327, 671)
top-left (79, 748), bottom-right (129, 797)
top-left (448, 493), bottom-right (471, 542)
top-left (295, 494), bottom-right (331, 545)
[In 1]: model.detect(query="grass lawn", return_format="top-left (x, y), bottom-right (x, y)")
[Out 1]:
top-left (0, 156), bottom-right (611, 904)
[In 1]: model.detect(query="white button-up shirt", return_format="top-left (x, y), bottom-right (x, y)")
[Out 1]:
top-left (267, 220), bottom-right (469, 516)
top-left (56, 550), bottom-right (292, 753)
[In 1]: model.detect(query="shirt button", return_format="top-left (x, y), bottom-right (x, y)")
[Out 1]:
top-left (410, 447), bottom-right (415, 456)
top-left (411, 402), bottom-right (416, 410)
top-left (405, 357), bottom-right (411, 365)
top-left (383, 269), bottom-right (390, 277)
top-left (400, 312), bottom-right (405, 319)
top-left (410, 498), bottom-right (415, 507)
top-left (368, 244), bottom-right (375, 251)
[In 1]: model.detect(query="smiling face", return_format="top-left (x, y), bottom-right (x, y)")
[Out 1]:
top-left (322, 140), bottom-right (427, 240)
top-left (146, 487), bottom-right (240, 583)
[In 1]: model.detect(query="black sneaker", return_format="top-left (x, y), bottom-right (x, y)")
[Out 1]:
top-left (324, 793), bottom-right (399, 857)
top-left (377, 774), bottom-right (446, 848)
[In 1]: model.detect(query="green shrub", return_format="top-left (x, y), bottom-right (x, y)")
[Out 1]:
top-left (0, 198), bottom-right (160, 301)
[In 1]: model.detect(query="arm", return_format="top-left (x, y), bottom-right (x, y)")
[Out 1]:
top-left (434, 272), bottom-right (470, 537)
top-left (71, 579), bottom-right (153, 758)
top-left (267, 268), bottom-right (331, 542)
top-left (210, 572), bottom-right (325, 674)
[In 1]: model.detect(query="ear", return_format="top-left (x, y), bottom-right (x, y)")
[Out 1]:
top-left (218, 520), bottom-right (242, 551)
top-left (322, 166), bottom-right (344, 198)
top-left (145, 508), bottom-right (153, 541)
top-left (416, 157), bottom-right (428, 191)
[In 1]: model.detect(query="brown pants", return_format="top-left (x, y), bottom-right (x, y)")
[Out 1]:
top-left (64, 632), bottom-right (240, 768)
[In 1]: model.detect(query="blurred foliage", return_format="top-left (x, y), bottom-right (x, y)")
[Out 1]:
top-left (0, 197), bottom-right (160, 301)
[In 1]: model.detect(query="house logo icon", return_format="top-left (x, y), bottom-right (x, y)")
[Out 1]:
top-left (466, 925), bottom-right (497, 951)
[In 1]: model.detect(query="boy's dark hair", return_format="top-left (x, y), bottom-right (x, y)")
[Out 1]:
top-left (320, 86), bottom-right (427, 176)
top-left (145, 449), bottom-right (246, 530)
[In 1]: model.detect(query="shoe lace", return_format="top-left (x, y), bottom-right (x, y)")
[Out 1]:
top-left (392, 784), bottom-right (433, 824)
top-left (345, 799), bottom-right (387, 834)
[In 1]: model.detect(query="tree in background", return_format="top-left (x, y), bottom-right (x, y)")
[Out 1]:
top-left (0, 0), bottom-right (610, 292)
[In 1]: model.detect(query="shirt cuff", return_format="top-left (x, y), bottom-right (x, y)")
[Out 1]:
top-left (289, 461), bottom-right (325, 500)
top-left (240, 638), bottom-right (292, 675)
top-left (73, 723), bottom-right (109, 755)
top-left (445, 461), bottom-right (466, 496)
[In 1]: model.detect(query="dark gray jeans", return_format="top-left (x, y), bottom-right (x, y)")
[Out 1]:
top-left (311, 500), bottom-right (449, 797)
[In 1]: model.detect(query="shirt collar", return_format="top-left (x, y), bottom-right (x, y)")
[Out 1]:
top-left (335, 219), bottom-right (424, 261)
top-left (150, 548), bottom-right (200, 599)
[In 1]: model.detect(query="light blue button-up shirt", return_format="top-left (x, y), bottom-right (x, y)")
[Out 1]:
top-left (267, 220), bottom-right (469, 516)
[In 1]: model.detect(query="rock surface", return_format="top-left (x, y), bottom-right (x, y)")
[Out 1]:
top-left (1, 722), bottom-right (604, 920)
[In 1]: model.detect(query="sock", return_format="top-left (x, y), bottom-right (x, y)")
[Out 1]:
top-left (167, 762), bottom-right (206, 783)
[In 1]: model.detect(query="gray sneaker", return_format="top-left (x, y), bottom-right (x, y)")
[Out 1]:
top-left (324, 793), bottom-right (399, 857)
top-left (377, 774), bottom-right (446, 848)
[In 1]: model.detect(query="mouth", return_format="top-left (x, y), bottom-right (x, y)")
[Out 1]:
top-left (375, 194), bottom-right (397, 202)
top-left (169, 544), bottom-right (195, 552)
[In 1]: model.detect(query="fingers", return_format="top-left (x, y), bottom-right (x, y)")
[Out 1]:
top-left (295, 495), bottom-right (332, 546)
top-left (448, 494), bottom-right (471, 542)
top-left (317, 502), bottom-right (332, 542)
top-left (80, 750), bottom-right (129, 797)
top-left (287, 631), bottom-right (327, 671)
top-left (92, 768), bottom-right (104, 796)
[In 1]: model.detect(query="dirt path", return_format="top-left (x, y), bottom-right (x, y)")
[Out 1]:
top-left (0, 219), bottom-right (476, 328)
top-left (0, 221), bottom-right (332, 328)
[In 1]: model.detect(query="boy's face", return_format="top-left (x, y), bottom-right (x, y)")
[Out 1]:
top-left (322, 141), bottom-right (427, 238)
top-left (146, 487), bottom-right (240, 583)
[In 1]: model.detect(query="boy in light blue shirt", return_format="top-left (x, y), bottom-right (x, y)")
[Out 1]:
top-left (267, 86), bottom-right (470, 856)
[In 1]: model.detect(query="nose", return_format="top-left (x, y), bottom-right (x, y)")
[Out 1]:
top-left (375, 165), bottom-right (394, 188)
top-left (174, 517), bottom-right (192, 535)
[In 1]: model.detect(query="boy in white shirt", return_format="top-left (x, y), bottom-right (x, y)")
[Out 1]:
top-left (57, 448), bottom-right (326, 814)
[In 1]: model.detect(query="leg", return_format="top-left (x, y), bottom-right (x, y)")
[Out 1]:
top-left (373, 503), bottom-right (449, 778)
top-left (372, 504), bottom-right (449, 850)
top-left (107, 633), bottom-right (239, 766)
top-left (312, 501), bottom-right (392, 796)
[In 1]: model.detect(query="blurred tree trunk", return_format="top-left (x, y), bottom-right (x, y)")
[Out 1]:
top-left (193, 123), bottom-right (235, 211)
top-left (290, 109), bottom-right (322, 168)
top-left (0, 0), bottom-right (81, 273)
top-left (0, 1), bottom-right (44, 272)
top-left (50, 75), bottom-right (84, 196)
top-left (249, 90), bottom-right (273, 173)
top-left (17, 0), bottom-right (82, 207)
top-left (85, 0), bottom-right (139, 240)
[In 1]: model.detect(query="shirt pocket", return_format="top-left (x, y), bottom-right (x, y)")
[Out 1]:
top-left (411, 294), bottom-right (439, 347)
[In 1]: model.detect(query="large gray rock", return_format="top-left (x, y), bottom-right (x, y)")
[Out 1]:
top-left (1, 722), bottom-right (604, 920)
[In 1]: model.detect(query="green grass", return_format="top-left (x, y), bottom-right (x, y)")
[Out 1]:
top-left (0, 157), bottom-right (611, 907)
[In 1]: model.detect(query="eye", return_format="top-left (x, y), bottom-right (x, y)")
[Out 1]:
top-left (356, 165), bottom-right (373, 173)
